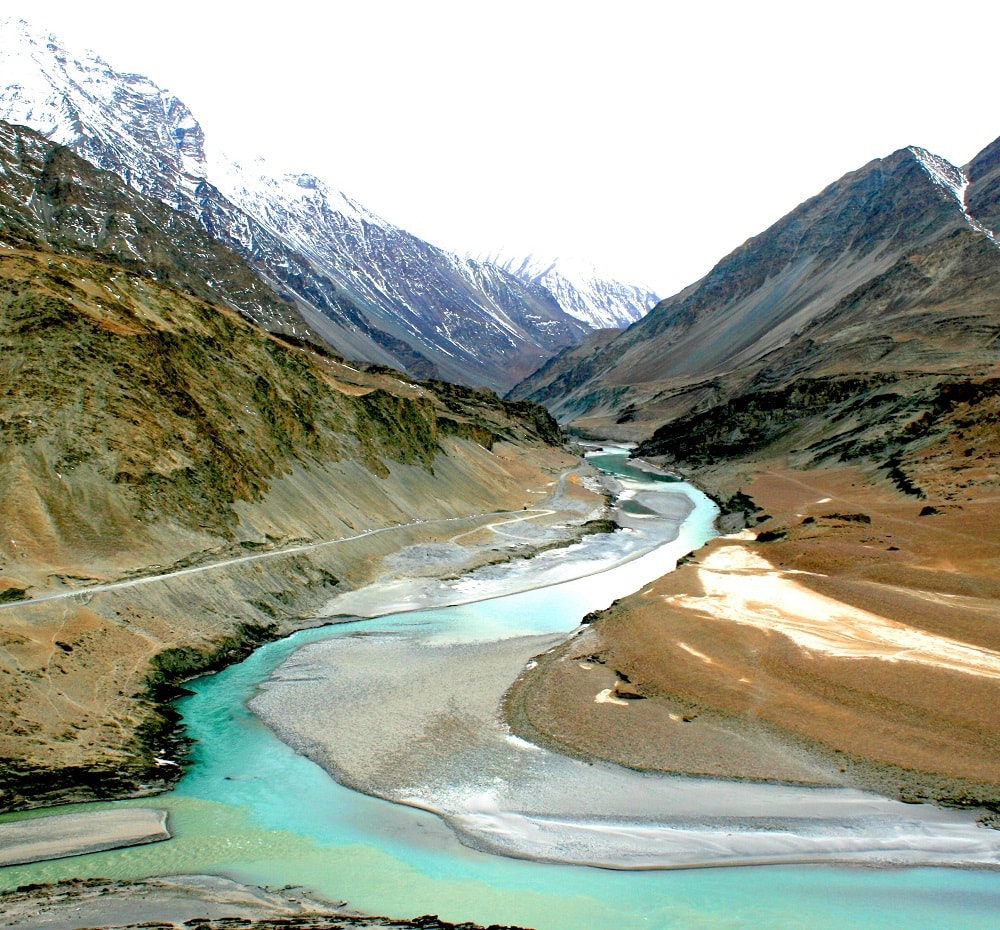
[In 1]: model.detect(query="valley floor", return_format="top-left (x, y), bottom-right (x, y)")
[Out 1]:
top-left (4, 458), bottom-right (1000, 927)
top-left (507, 464), bottom-right (1000, 812)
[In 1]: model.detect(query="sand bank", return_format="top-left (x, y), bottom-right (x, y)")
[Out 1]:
top-left (0, 808), bottom-right (169, 868)
top-left (0, 874), bottom-right (509, 930)
top-left (509, 464), bottom-right (1000, 814)
top-left (669, 538), bottom-right (1000, 678)
top-left (252, 589), bottom-right (1000, 870)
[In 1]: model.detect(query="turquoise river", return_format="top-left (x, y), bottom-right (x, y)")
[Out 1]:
top-left (1, 449), bottom-right (998, 929)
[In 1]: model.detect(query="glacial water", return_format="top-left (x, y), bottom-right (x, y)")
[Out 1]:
top-left (1, 449), bottom-right (998, 928)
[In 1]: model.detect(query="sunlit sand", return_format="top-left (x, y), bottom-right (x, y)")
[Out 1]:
top-left (671, 542), bottom-right (1000, 679)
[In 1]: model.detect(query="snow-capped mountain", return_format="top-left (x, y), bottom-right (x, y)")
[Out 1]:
top-left (494, 255), bottom-right (658, 330)
top-left (0, 18), bottom-right (590, 390)
top-left (209, 156), bottom-right (590, 385)
top-left (0, 118), bottom-right (313, 339)
top-left (0, 19), bottom-right (206, 211)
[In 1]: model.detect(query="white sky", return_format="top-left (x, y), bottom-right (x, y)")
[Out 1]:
top-left (13, 1), bottom-right (1000, 296)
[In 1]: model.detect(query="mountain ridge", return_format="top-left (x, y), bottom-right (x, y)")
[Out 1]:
top-left (490, 253), bottom-right (657, 330)
top-left (510, 140), bottom-right (1000, 461)
top-left (0, 17), bottom-right (661, 391)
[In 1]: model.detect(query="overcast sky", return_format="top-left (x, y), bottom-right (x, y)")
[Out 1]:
top-left (16, 1), bottom-right (1000, 296)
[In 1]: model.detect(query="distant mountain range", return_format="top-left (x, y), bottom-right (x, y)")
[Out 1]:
top-left (488, 254), bottom-right (658, 330)
top-left (511, 137), bottom-right (1000, 496)
top-left (0, 18), bottom-right (652, 391)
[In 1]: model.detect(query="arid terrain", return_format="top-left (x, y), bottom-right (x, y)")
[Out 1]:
top-left (504, 135), bottom-right (1000, 820)
top-left (507, 457), bottom-right (1000, 813)
top-left (0, 435), bottom-right (600, 812)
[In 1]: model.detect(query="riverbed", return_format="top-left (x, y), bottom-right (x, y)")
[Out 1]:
top-left (1, 448), bottom-right (999, 928)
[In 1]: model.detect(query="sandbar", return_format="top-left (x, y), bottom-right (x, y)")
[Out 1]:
top-left (0, 808), bottom-right (169, 868)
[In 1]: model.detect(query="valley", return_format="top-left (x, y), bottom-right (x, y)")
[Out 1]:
top-left (1, 12), bottom-right (999, 930)
top-left (5, 453), bottom-right (997, 930)
top-left (504, 129), bottom-right (1000, 829)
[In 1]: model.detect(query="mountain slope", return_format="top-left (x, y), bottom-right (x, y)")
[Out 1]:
top-left (0, 18), bottom-right (589, 391)
top-left (511, 143), bottom-right (1000, 453)
top-left (0, 120), bottom-right (310, 337)
top-left (211, 159), bottom-right (590, 386)
top-left (964, 136), bottom-right (1000, 237)
top-left (504, 140), bottom-right (1000, 817)
top-left (0, 115), bottom-right (586, 809)
top-left (0, 237), bottom-right (576, 809)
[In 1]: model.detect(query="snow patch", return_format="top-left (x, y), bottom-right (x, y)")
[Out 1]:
top-left (910, 146), bottom-right (1000, 249)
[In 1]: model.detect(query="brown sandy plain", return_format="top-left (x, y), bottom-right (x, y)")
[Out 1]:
top-left (507, 461), bottom-right (1000, 812)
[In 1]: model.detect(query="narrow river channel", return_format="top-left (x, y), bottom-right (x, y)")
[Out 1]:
top-left (1, 449), bottom-right (998, 929)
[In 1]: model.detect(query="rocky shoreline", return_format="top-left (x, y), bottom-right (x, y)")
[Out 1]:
top-left (0, 876), bottom-right (531, 930)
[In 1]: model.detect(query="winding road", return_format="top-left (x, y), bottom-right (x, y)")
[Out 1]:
top-left (0, 470), bottom-right (592, 613)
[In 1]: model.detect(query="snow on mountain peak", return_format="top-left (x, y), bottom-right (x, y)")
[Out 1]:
top-left (207, 151), bottom-right (389, 254)
top-left (486, 251), bottom-right (658, 330)
top-left (0, 16), bottom-right (209, 198)
top-left (0, 18), bottom-right (600, 388)
top-left (909, 146), bottom-right (966, 204)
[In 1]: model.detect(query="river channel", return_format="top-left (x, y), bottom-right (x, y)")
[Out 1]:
top-left (1, 448), bottom-right (998, 929)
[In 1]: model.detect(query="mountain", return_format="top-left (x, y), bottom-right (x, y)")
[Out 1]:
top-left (0, 115), bottom-right (580, 808)
top-left (511, 141), bottom-right (1000, 498)
top-left (492, 254), bottom-right (657, 330)
top-left (0, 120), bottom-right (310, 337)
top-left (0, 18), bottom-right (590, 391)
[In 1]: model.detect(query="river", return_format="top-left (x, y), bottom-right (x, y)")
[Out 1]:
top-left (1, 448), bottom-right (998, 929)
